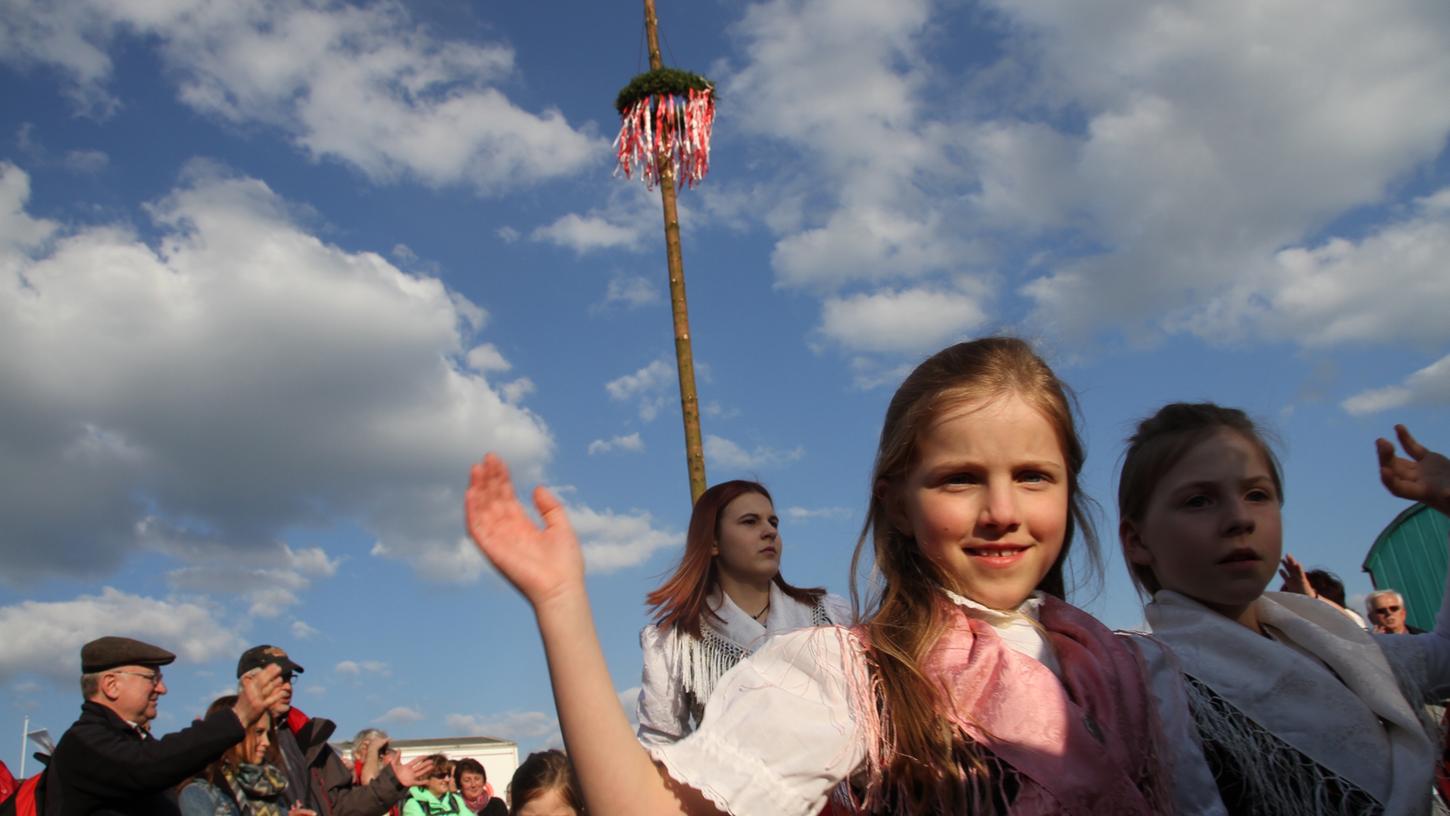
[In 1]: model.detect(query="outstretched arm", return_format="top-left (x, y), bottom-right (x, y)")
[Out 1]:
top-left (465, 455), bottom-right (719, 816)
top-left (1377, 425), bottom-right (1450, 516)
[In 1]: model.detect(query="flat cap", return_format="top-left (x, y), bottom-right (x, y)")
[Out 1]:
top-left (236, 644), bottom-right (305, 678)
top-left (81, 636), bottom-right (176, 674)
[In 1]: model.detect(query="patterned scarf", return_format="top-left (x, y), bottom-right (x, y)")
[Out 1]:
top-left (222, 762), bottom-right (290, 816)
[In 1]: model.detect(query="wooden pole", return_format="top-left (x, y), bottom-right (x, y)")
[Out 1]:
top-left (643, 0), bottom-right (707, 503)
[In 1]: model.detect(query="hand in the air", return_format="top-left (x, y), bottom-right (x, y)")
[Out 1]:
top-left (465, 453), bottom-right (585, 609)
top-left (1377, 425), bottom-right (1450, 516)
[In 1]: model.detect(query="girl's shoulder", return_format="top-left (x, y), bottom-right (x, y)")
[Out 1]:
top-left (819, 592), bottom-right (852, 626)
top-left (177, 778), bottom-right (237, 816)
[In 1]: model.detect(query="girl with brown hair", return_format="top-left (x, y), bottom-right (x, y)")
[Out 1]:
top-left (464, 337), bottom-right (1171, 814)
top-left (636, 479), bottom-right (848, 746)
top-left (179, 696), bottom-right (314, 816)
top-left (1118, 404), bottom-right (1450, 814)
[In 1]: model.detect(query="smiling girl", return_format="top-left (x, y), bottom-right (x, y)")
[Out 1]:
top-left (464, 338), bottom-right (1169, 815)
top-left (1118, 403), bottom-right (1450, 815)
top-left (636, 481), bottom-right (849, 747)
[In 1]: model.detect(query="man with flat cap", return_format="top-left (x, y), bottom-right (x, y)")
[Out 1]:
top-left (44, 635), bottom-right (286, 815)
top-left (237, 644), bottom-right (431, 816)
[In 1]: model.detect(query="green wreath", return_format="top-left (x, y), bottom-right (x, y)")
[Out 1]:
top-left (615, 68), bottom-right (715, 114)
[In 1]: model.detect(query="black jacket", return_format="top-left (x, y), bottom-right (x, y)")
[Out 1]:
top-left (45, 700), bottom-right (244, 815)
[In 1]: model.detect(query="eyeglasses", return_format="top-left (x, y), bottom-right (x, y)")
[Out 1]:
top-left (114, 670), bottom-right (163, 686)
top-left (279, 671), bottom-right (296, 683)
top-left (1372, 605), bottom-right (1402, 614)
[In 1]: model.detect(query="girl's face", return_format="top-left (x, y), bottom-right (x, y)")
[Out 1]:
top-left (517, 788), bottom-right (577, 816)
top-left (243, 714), bottom-right (270, 764)
top-left (713, 492), bottom-right (781, 583)
top-left (1122, 429), bottom-right (1282, 619)
top-left (897, 394), bottom-right (1068, 610)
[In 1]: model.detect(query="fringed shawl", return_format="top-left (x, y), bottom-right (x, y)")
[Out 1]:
top-left (1148, 590), bottom-right (1437, 816)
top-left (671, 584), bottom-right (839, 730)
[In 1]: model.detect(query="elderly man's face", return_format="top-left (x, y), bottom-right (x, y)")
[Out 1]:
top-left (106, 665), bottom-right (167, 724)
top-left (1369, 595), bottom-right (1408, 633)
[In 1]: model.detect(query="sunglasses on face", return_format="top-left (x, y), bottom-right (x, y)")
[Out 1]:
top-left (1373, 605), bottom-right (1401, 614)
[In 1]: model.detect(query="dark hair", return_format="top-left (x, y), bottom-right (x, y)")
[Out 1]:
top-left (454, 757), bottom-right (487, 786)
top-left (508, 750), bottom-right (583, 816)
top-left (1118, 402), bottom-right (1284, 595)
top-left (645, 480), bottom-right (825, 638)
top-left (848, 337), bottom-right (1098, 810)
top-left (420, 753), bottom-right (452, 779)
top-left (1306, 569), bottom-right (1346, 607)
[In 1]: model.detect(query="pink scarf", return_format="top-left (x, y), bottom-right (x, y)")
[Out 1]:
top-left (853, 597), bottom-right (1169, 814)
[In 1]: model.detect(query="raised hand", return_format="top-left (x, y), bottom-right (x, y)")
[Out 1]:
top-left (392, 755), bottom-right (435, 788)
top-left (1278, 553), bottom-right (1315, 598)
top-left (465, 453), bottom-right (585, 609)
top-left (1377, 425), bottom-right (1450, 516)
top-left (233, 664), bottom-right (285, 726)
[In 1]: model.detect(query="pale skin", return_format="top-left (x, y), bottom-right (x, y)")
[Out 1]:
top-left (465, 454), bottom-right (720, 816)
top-left (1129, 424), bottom-right (1447, 634)
top-left (711, 492), bottom-right (781, 621)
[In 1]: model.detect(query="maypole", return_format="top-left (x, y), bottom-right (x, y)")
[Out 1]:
top-left (614, 0), bottom-right (714, 502)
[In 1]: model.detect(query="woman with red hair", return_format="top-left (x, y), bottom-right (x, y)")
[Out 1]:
top-left (635, 480), bottom-right (849, 746)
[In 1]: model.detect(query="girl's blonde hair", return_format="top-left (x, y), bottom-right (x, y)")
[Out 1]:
top-left (848, 337), bottom-right (1098, 809)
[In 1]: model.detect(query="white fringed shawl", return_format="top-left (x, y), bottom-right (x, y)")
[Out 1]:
top-left (1148, 590), bottom-right (1436, 816)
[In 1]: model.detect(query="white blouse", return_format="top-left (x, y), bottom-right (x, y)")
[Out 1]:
top-left (635, 584), bottom-right (851, 747)
top-left (645, 591), bottom-right (1079, 816)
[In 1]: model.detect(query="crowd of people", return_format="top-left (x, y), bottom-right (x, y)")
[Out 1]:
top-left (2, 335), bottom-right (1447, 815)
top-left (0, 640), bottom-right (580, 816)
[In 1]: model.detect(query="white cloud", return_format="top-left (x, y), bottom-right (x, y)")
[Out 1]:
top-left (566, 502), bottom-right (681, 572)
top-left (290, 620), bottom-right (321, 640)
top-left (596, 275), bottom-right (660, 311)
top-left (335, 659), bottom-right (390, 677)
top-left (786, 506), bottom-right (851, 521)
top-left (1190, 188), bottom-right (1450, 348)
top-left (376, 706), bottom-right (424, 725)
top-left (466, 343), bottom-right (512, 374)
top-left (605, 358), bottom-right (675, 421)
top-left (817, 284), bottom-right (991, 354)
top-left (0, 588), bottom-right (243, 681)
top-left (704, 435), bottom-right (805, 471)
top-left (587, 433), bottom-right (644, 456)
top-left (0, 0), bottom-right (599, 193)
top-left (445, 710), bottom-right (560, 749)
top-left (0, 161), bottom-right (552, 583)
top-left (531, 213), bottom-right (645, 254)
top-left (716, 0), bottom-right (1450, 355)
top-left (1342, 354), bottom-right (1450, 416)
top-left (985, 1), bottom-right (1450, 340)
top-left (163, 543), bottom-right (340, 618)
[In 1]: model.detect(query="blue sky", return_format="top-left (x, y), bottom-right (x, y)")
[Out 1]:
top-left (2, 0), bottom-right (1448, 761)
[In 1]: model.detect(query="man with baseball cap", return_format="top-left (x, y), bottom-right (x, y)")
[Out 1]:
top-left (45, 635), bottom-right (286, 815)
top-left (237, 644), bottom-right (431, 815)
